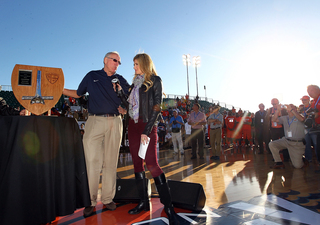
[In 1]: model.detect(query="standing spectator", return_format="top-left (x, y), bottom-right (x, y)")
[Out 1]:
top-left (170, 110), bottom-right (184, 155)
top-left (242, 112), bottom-right (253, 146)
top-left (234, 112), bottom-right (243, 146)
top-left (184, 114), bottom-right (192, 148)
top-left (116, 53), bottom-right (179, 224)
top-left (225, 111), bottom-right (236, 146)
top-left (307, 85), bottom-right (320, 168)
top-left (188, 103), bottom-right (207, 159)
top-left (269, 104), bottom-right (306, 169)
top-left (207, 105), bottom-right (223, 160)
top-left (300, 95), bottom-right (311, 117)
top-left (255, 103), bottom-right (268, 154)
top-left (300, 95), bottom-right (314, 162)
top-left (62, 51), bottom-right (130, 217)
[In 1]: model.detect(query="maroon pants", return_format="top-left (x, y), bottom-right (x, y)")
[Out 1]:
top-left (128, 119), bottom-right (163, 177)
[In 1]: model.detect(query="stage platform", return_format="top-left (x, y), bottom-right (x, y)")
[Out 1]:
top-left (37, 145), bottom-right (320, 224)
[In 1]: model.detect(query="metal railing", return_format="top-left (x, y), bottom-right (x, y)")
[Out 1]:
top-left (0, 85), bottom-right (245, 111)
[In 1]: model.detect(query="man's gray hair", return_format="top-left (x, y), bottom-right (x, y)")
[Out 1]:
top-left (104, 51), bottom-right (120, 59)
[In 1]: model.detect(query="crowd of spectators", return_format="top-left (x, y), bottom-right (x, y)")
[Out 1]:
top-left (3, 85), bottom-right (320, 172)
top-left (157, 86), bottom-right (320, 172)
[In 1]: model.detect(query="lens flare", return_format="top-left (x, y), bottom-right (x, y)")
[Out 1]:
top-left (22, 131), bottom-right (40, 157)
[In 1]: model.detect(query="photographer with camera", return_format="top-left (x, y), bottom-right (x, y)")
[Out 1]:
top-left (170, 109), bottom-right (184, 155)
top-left (269, 104), bottom-right (306, 169)
top-left (306, 85), bottom-right (320, 170)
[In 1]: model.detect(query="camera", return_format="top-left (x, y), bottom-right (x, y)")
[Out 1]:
top-left (173, 120), bottom-right (177, 125)
top-left (304, 107), bottom-right (318, 129)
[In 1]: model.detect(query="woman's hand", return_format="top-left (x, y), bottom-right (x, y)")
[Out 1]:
top-left (141, 134), bottom-right (149, 145)
top-left (118, 106), bottom-right (127, 115)
top-left (112, 83), bottom-right (122, 92)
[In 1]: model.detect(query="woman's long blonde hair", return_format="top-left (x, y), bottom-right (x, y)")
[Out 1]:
top-left (133, 53), bottom-right (158, 92)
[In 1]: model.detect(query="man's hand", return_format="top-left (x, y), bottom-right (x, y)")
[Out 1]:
top-left (118, 106), bottom-right (127, 115)
top-left (20, 109), bottom-right (26, 116)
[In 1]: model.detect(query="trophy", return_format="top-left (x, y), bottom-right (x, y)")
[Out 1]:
top-left (11, 64), bottom-right (64, 115)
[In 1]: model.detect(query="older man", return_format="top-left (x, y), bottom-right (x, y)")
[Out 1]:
top-left (188, 103), bottom-right (207, 159)
top-left (269, 104), bottom-right (306, 169)
top-left (207, 105), bottom-right (223, 160)
top-left (63, 52), bottom-right (130, 217)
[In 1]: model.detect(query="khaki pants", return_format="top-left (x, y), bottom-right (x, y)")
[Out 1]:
top-left (83, 115), bottom-right (123, 206)
top-left (210, 128), bottom-right (222, 156)
top-left (269, 137), bottom-right (305, 168)
top-left (172, 132), bottom-right (184, 153)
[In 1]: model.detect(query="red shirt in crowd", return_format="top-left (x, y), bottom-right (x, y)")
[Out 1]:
top-left (311, 94), bottom-right (320, 124)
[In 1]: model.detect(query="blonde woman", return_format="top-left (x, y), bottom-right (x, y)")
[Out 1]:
top-left (115, 53), bottom-right (179, 225)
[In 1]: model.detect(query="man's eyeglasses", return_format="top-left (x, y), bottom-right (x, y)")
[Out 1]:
top-left (107, 57), bottom-right (121, 65)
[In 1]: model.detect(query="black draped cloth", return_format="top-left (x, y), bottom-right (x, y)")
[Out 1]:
top-left (0, 116), bottom-right (90, 225)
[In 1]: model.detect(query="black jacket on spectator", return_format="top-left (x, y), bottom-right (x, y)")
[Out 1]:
top-left (0, 98), bottom-right (20, 116)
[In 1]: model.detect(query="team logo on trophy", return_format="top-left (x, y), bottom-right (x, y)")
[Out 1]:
top-left (11, 64), bottom-right (64, 115)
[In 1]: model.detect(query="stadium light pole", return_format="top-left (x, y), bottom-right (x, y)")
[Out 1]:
top-left (182, 54), bottom-right (191, 97)
top-left (192, 56), bottom-right (201, 100)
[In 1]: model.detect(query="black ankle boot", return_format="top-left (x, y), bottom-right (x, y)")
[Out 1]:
top-left (128, 171), bottom-right (150, 214)
top-left (154, 173), bottom-right (180, 225)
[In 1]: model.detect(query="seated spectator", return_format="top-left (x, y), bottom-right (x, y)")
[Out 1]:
top-left (61, 100), bottom-right (68, 111)
top-left (162, 109), bottom-right (169, 121)
top-left (64, 106), bottom-right (73, 118)
top-left (0, 97), bottom-right (25, 116)
top-left (51, 107), bottom-right (61, 116)
top-left (79, 95), bottom-right (87, 109)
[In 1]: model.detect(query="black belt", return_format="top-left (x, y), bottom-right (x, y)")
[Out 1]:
top-left (89, 113), bottom-right (119, 117)
top-left (211, 127), bottom-right (221, 130)
top-left (286, 138), bottom-right (303, 142)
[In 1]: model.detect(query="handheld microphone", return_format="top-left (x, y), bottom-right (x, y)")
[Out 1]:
top-left (111, 78), bottom-right (121, 96)
top-left (111, 78), bottom-right (120, 85)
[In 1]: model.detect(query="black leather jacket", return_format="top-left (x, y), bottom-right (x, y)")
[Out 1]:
top-left (120, 75), bottom-right (162, 136)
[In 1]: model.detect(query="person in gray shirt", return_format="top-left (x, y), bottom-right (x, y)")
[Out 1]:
top-left (269, 104), bottom-right (306, 169)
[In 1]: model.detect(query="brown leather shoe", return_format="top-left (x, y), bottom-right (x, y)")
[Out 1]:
top-left (270, 163), bottom-right (285, 169)
top-left (104, 201), bottom-right (116, 211)
top-left (83, 206), bottom-right (95, 217)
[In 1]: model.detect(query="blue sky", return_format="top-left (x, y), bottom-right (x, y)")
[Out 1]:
top-left (1, 0), bottom-right (320, 112)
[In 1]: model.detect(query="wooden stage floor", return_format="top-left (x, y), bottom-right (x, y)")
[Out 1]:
top-left (51, 145), bottom-right (320, 224)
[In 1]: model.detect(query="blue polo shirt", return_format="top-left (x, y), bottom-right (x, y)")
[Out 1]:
top-left (170, 115), bottom-right (184, 129)
top-left (77, 69), bottom-right (129, 115)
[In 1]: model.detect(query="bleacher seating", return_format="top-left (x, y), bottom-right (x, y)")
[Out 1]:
top-left (1, 86), bottom-right (235, 114)
top-left (0, 91), bottom-right (21, 109)
top-left (0, 90), bottom-right (65, 111)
